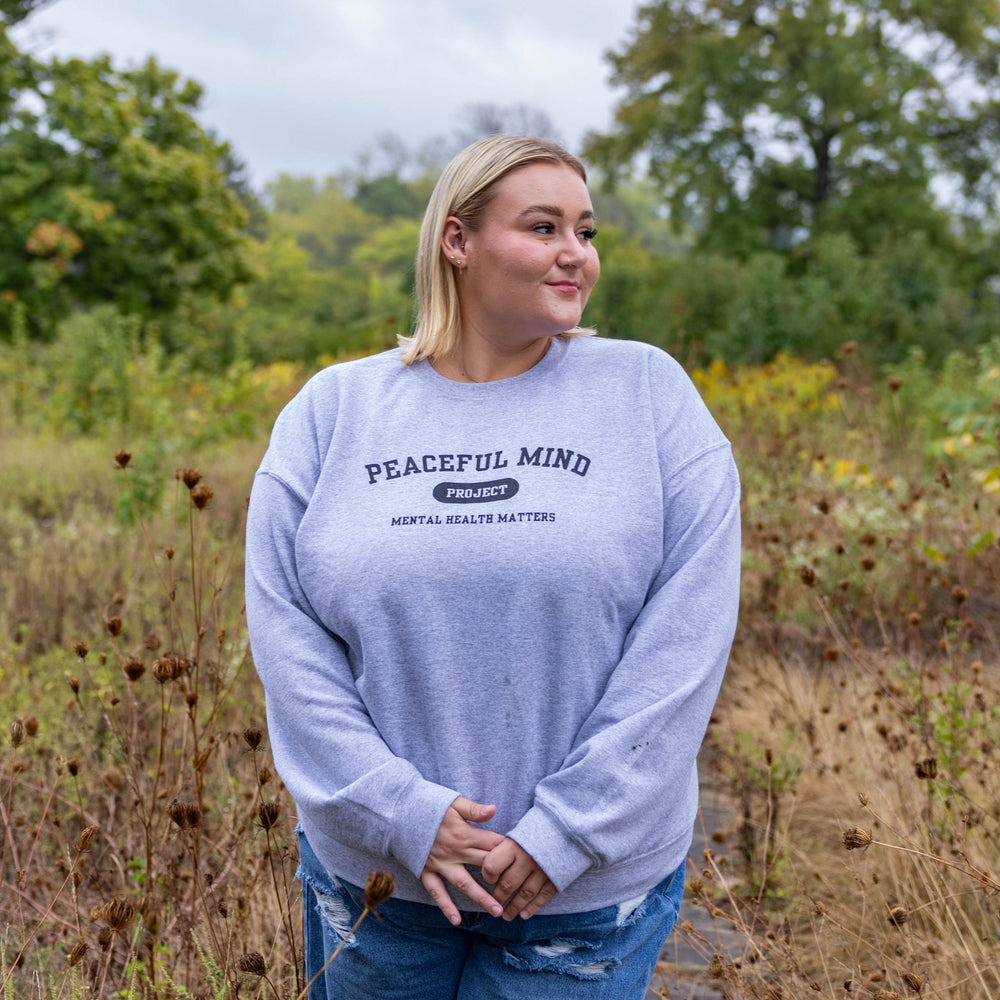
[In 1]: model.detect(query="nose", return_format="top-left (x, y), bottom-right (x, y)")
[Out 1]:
top-left (557, 234), bottom-right (587, 270)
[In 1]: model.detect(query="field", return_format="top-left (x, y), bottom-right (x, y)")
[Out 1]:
top-left (2, 344), bottom-right (999, 998)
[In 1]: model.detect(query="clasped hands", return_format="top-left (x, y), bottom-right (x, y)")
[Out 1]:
top-left (420, 796), bottom-right (556, 926)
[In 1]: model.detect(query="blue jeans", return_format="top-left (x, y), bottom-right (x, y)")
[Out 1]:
top-left (297, 830), bottom-right (685, 1000)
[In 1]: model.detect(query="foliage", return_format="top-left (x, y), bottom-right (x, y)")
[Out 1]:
top-left (586, 0), bottom-right (1000, 259)
top-left (0, 28), bottom-right (254, 338)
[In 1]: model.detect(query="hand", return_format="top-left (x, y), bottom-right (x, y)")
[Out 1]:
top-left (481, 837), bottom-right (557, 920)
top-left (420, 796), bottom-right (506, 925)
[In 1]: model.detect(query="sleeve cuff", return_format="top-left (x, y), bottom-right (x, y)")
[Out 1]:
top-left (387, 777), bottom-right (461, 879)
top-left (506, 805), bottom-right (592, 892)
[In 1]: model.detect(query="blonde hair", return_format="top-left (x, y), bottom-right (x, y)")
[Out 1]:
top-left (399, 135), bottom-right (594, 365)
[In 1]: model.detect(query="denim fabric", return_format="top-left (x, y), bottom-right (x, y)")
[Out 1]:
top-left (297, 830), bottom-right (685, 1000)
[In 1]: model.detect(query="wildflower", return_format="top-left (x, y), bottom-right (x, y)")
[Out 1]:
top-left (364, 869), bottom-right (395, 908)
top-left (190, 484), bottom-right (214, 510)
top-left (9, 718), bottom-right (24, 747)
top-left (258, 800), bottom-right (280, 830)
top-left (67, 940), bottom-right (88, 966)
top-left (842, 827), bottom-right (872, 850)
top-left (177, 466), bottom-right (203, 489)
top-left (122, 656), bottom-right (146, 682)
top-left (114, 450), bottom-right (131, 469)
top-left (242, 727), bottom-right (263, 751)
top-left (237, 952), bottom-right (267, 976)
top-left (77, 825), bottom-right (99, 852)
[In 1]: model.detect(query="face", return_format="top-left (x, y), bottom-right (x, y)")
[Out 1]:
top-left (444, 162), bottom-right (600, 350)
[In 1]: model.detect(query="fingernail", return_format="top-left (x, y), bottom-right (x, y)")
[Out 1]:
top-left (490, 904), bottom-right (503, 917)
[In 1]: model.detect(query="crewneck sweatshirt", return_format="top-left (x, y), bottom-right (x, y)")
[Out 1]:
top-left (245, 335), bottom-right (741, 914)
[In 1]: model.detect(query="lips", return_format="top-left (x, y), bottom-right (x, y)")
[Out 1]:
top-left (547, 281), bottom-right (580, 293)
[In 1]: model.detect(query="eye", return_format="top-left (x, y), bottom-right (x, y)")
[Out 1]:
top-left (532, 223), bottom-right (555, 235)
top-left (579, 227), bottom-right (598, 242)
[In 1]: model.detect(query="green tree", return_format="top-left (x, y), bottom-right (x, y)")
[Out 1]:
top-left (0, 37), bottom-right (253, 336)
top-left (586, 0), bottom-right (1000, 256)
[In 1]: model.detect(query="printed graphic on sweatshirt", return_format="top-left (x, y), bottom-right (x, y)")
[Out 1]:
top-left (363, 444), bottom-right (591, 527)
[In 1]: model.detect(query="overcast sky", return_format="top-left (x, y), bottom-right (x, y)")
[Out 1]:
top-left (12, 0), bottom-right (642, 189)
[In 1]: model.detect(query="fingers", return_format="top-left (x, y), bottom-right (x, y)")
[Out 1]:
top-left (420, 870), bottom-right (461, 926)
top-left (451, 796), bottom-right (497, 824)
top-left (421, 865), bottom-right (504, 922)
top-left (445, 865), bottom-right (505, 917)
top-left (482, 838), bottom-right (557, 920)
top-left (480, 840), bottom-right (516, 885)
top-left (507, 876), bottom-right (557, 921)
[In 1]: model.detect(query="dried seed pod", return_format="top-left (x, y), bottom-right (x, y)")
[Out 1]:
top-left (902, 971), bottom-right (925, 993)
top-left (190, 484), bottom-right (214, 510)
top-left (915, 758), bottom-right (938, 780)
top-left (842, 827), bottom-right (873, 850)
top-left (23, 716), bottom-right (38, 737)
top-left (9, 718), bottom-right (24, 748)
top-left (114, 450), bottom-right (132, 469)
top-left (242, 727), bottom-right (263, 751)
top-left (888, 903), bottom-right (909, 926)
top-left (105, 617), bottom-right (123, 637)
top-left (364, 869), bottom-right (395, 908)
top-left (167, 800), bottom-right (202, 830)
top-left (799, 565), bottom-right (817, 587)
top-left (258, 801), bottom-right (280, 830)
top-left (177, 467), bottom-right (203, 489)
top-left (77, 825), bottom-right (99, 852)
top-left (99, 897), bottom-right (136, 931)
top-left (237, 952), bottom-right (267, 976)
top-left (67, 940), bottom-right (89, 967)
top-left (122, 656), bottom-right (146, 682)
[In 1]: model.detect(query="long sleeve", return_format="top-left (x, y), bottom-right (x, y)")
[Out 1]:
top-left (245, 460), bottom-right (460, 879)
top-left (505, 439), bottom-right (741, 890)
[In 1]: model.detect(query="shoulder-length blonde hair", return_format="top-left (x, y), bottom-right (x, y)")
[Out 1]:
top-left (398, 135), bottom-right (595, 365)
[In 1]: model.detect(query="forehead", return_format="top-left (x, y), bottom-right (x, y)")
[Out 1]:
top-left (488, 162), bottom-right (592, 213)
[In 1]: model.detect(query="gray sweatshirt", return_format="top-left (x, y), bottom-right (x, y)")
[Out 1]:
top-left (245, 335), bottom-right (741, 914)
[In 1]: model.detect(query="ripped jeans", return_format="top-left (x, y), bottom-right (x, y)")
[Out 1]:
top-left (297, 830), bottom-right (684, 1000)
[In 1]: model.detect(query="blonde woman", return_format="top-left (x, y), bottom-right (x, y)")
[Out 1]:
top-left (246, 135), bottom-right (741, 999)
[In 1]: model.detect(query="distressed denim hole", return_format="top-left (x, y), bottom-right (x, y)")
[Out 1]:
top-left (311, 884), bottom-right (359, 950)
top-left (615, 890), bottom-right (650, 927)
top-left (502, 937), bottom-right (618, 981)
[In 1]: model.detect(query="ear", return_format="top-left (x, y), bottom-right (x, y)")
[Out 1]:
top-left (441, 217), bottom-right (467, 267)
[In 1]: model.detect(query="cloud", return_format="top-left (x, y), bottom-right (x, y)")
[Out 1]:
top-left (12, 0), bottom-right (639, 185)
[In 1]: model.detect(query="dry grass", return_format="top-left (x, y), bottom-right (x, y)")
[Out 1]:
top-left (2, 348), bottom-right (1000, 997)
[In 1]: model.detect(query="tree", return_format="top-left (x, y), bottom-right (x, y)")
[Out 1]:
top-left (0, 34), bottom-right (253, 336)
top-left (585, 0), bottom-right (1000, 257)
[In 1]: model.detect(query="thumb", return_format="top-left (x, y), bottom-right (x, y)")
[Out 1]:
top-left (452, 796), bottom-right (497, 823)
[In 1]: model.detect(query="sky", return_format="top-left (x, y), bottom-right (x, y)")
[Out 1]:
top-left (12, 0), bottom-right (643, 190)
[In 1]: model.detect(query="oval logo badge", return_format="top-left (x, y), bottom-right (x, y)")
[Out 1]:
top-left (433, 478), bottom-right (520, 504)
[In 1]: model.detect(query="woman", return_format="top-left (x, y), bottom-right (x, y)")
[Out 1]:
top-left (245, 135), bottom-right (741, 999)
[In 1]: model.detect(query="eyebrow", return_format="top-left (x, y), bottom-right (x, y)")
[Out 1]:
top-left (519, 204), bottom-right (595, 221)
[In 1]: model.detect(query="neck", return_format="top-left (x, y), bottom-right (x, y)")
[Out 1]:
top-left (438, 335), bottom-right (553, 384)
